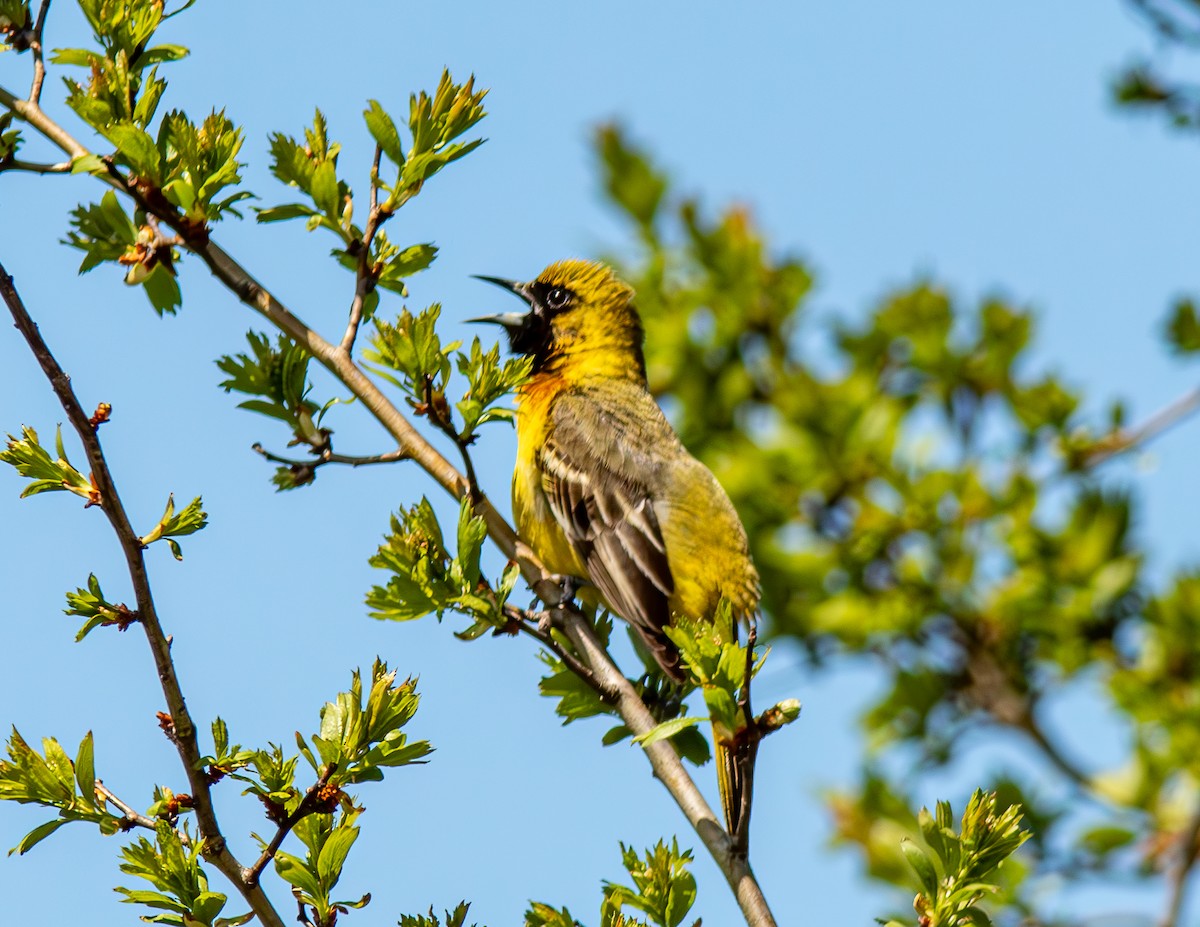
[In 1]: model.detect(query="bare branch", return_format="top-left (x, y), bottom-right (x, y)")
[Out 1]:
top-left (0, 264), bottom-right (286, 927)
top-left (27, 0), bottom-right (52, 104)
top-left (95, 780), bottom-right (157, 832)
top-left (339, 144), bottom-right (384, 355)
top-left (251, 441), bottom-right (408, 486)
top-left (0, 157), bottom-right (70, 174)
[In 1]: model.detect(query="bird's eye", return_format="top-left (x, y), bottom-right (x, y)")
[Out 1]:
top-left (545, 287), bottom-right (571, 310)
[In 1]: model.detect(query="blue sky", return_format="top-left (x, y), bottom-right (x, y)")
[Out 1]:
top-left (2, 2), bottom-right (1198, 925)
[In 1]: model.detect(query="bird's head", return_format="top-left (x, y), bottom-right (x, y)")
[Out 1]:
top-left (472, 260), bottom-right (646, 379)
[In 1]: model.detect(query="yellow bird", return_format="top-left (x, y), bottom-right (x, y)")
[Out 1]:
top-left (475, 259), bottom-right (760, 830)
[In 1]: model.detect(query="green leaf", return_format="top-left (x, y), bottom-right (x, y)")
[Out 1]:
top-left (310, 160), bottom-right (340, 219)
top-left (140, 494), bottom-right (207, 556)
top-left (140, 262), bottom-right (182, 316)
top-left (363, 99), bottom-right (404, 166)
top-left (74, 732), bottom-right (96, 813)
top-left (0, 425), bottom-right (95, 502)
top-left (11, 819), bottom-right (69, 856)
top-left (632, 716), bottom-right (704, 748)
top-left (255, 203), bottom-right (318, 223)
top-left (901, 838), bottom-right (939, 896)
top-left (106, 123), bottom-right (161, 182)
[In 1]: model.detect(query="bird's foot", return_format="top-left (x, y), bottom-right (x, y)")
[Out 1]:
top-left (534, 574), bottom-right (581, 633)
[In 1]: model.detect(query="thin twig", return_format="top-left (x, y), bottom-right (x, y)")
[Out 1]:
top-left (251, 441), bottom-right (408, 475)
top-left (422, 376), bottom-right (483, 503)
top-left (0, 99), bottom-right (780, 927)
top-left (95, 780), bottom-right (157, 832)
top-left (0, 265), bottom-right (286, 927)
top-left (339, 144), bottom-right (384, 355)
top-left (1081, 386), bottom-right (1200, 467)
top-left (0, 157), bottom-right (70, 174)
top-left (504, 604), bottom-right (612, 699)
top-left (1160, 802), bottom-right (1200, 927)
top-left (244, 764), bottom-right (338, 888)
top-left (27, 0), bottom-right (51, 104)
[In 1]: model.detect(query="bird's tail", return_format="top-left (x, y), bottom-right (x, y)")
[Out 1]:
top-left (715, 729), bottom-right (743, 839)
top-left (710, 720), bottom-right (748, 845)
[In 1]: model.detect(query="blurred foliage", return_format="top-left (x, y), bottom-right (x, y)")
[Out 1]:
top-left (1113, 0), bottom-right (1200, 131)
top-left (597, 122), bottom-right (1200, 923)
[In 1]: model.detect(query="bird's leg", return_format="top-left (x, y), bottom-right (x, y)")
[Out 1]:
top-left (535, 573), bottom-right (581, 633)
top-left (529, 573), bottom-right (582, 633)
top-left (553, 572), bottom-right (580, 606)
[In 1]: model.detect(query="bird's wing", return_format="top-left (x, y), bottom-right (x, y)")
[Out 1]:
top-left (538, 387), bottom-right (676, 639)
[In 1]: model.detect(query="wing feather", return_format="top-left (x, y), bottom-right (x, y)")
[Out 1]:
top-left (538, 390), bottom-right (676, 644)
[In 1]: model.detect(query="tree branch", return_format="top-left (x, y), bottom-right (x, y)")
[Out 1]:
top-left (244, 763), bottom-right (338, 888)
top-left (95, 780), bottom-right (158, 832)
top-left (251, 441), bottom-right (408, 486)
top-left (339, 145), bottom-right (385, 355)
top-left (0, 156), bottom-right (71, 174)
top-left (0, 97), bottom-right (781, 927)
top-left (27, 0), bottom-right (52, 104)
top-left (0, 263), bottom-right (286, 927)
top-left (1081, 386), bottom-right (1200, 467)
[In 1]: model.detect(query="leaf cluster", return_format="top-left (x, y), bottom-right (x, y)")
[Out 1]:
top-left (259, 71), bottom-right (484, 318)
top-left (64, 572), bottom-right (137, 640)
top-left (366, 305), bottom-right (529, 443)
top-left (527, 839), bottom-right (697, 927)
top-left (65, 188), bottom-right (182, 314)
top-left (117, 820), bottom-right (250, 927)
top-left (401, 902), bottom-right (476, 927)
top-left (296, 659), bottom-right (432, 787)
top-left (884, 791), bottom-right (1030, 927)
top-left (0, 0), bottom-right (31, 41)
top-left (366, 497), bottom-right (519, 635)
top-left (0, 424), bottom-right (97, 502)
top-left (273, 810), bottom-right (370, 927)
top-left (217, 331), bottom-right (334, 452)
top-left (139, 492), bottom-right (206, 560)
top-left (0, 729), bottom-right (122, 854)
top-left (0, 110), bottom-right (21, 164)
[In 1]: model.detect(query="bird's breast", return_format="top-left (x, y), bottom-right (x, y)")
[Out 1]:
top-left (512, 374), bottom-right (588, 580)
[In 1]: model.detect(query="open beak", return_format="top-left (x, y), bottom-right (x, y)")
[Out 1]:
top-left (468, 275), bottom-right (533, 332)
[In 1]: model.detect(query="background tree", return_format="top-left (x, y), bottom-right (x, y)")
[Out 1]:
top-left (0, 1), bottom-right (1195, 927)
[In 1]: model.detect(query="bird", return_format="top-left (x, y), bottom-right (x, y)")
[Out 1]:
top-left (474, 259), bottom-right (760, 834)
